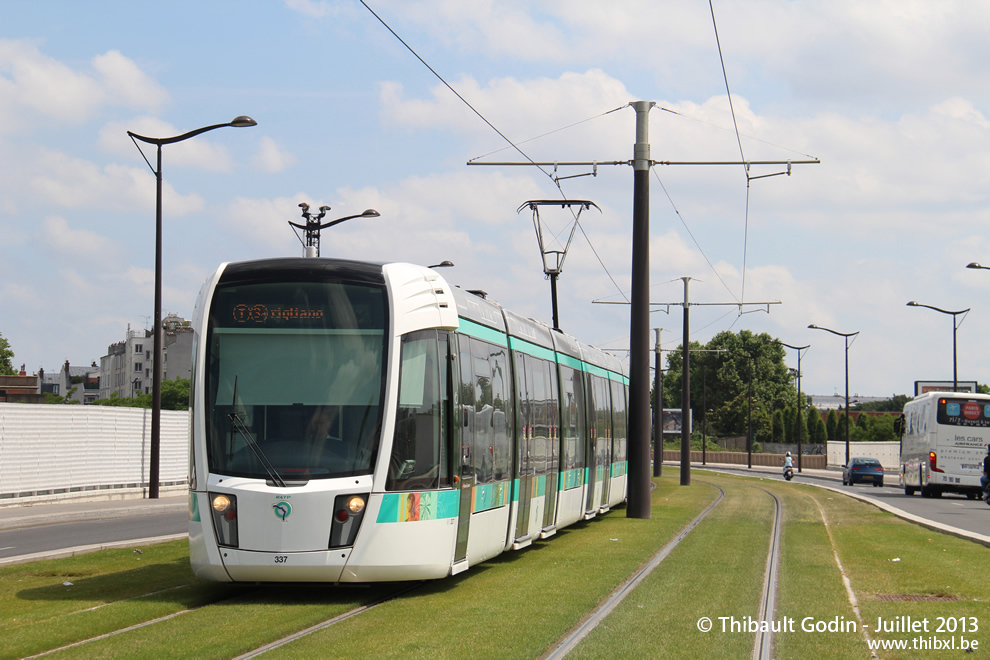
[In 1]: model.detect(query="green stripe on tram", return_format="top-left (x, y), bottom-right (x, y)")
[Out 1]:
top-left (459, 317), bottom-right (627, 384)
top-left (508, 336), bottom-right (556, 362)
top-left (556, 352), bottom-right (583, 370)
top-left (584, 362), bottom-right (611, 380)
top-left (457, 318), bottom-right (508, 347)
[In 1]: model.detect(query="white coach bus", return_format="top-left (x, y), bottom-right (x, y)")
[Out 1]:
top-left (898, 391), bottom-right (990, 498)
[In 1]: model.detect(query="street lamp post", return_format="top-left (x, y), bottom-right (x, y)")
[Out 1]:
top-left (289, 204), bottom-right (381, 257)
top-left (808, 324), bottom-right (859, 467)
top-left (128, 116), bottom-right (257, 499)
top-left (906, 301), bottom-right (970, 392)
top-left (778, 341), bottom-right (809, 472)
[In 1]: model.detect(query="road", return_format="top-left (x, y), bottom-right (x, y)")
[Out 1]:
top-left (0, 496), bottom-right (187, 566)
top-left (0, 512), bottom-right (188, 561)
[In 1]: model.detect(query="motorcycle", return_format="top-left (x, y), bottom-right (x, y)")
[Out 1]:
top-left (783, 466), bottom-right (794, 482)
top-left (983, 480), bottom-right (990, 506)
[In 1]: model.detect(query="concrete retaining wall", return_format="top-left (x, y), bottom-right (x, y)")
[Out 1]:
top-left (662, 450), bottom-right (827, 469)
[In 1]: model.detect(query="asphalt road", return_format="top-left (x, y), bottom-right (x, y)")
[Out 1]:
top-left (0, 511), bottom-right (188, 560)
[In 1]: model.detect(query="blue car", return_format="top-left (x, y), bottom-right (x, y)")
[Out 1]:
top-left (843, 457), bottom-right (885, 487)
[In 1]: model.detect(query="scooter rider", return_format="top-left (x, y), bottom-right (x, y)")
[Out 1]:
top-left (783, 451), bottom-right (793, 477)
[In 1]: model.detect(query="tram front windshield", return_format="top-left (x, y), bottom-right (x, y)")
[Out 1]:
top-left (205, 277), bottom-right (387, 481)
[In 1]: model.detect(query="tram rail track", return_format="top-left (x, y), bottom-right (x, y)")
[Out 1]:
top-left (544, 480), bottom-right (785, 660)
top-left (752, 487), bottom-right (783, 660)
top-left (231, 582), bottom-right (423, 659)
top-left (542, 483), bottom-right (726, 659)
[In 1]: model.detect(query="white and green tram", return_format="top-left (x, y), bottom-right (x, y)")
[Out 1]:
top-left (188, 257), bottom-right (628, 582)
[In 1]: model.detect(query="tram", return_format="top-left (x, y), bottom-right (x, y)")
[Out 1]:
top-left (188, 257), bottom-right (628, 583)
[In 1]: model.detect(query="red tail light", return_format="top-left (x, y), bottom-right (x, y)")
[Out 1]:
top-left (929, 451), bottom-right (943, 473)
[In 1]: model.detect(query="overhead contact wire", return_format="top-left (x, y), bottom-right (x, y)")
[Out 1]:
top-left (709, 0), bottom-right (753, 309)
top-left (362, 2), bottom-right (629, 304)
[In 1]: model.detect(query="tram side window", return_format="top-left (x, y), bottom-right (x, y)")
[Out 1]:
top-left (527, 354), bottom-right (550, 476)
top-left (489, 344), bottom-right (511, 482)
top-left (513, 349), bottom-right (531, 478)
top-left (458, 334), bottom-right (476, 482)
top-left (472, 338), bottom-right (495, 483)
top-left (388, 330), bottom-right (443, 491)
top-left (558, 365), bottom-right (586, 477)
top-left (545, 358), bottom-right (560, 474)
top-left (592, 375), bottom-right (611, 467)
top-left (610, 378), bottom-right (627, 464)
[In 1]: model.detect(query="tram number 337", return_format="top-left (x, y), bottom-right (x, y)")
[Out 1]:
top-left (274, 555), bottom-right (288, 564)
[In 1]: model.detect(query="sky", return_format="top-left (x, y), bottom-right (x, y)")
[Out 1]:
top-left (4, 0), bottom-right (990, 399)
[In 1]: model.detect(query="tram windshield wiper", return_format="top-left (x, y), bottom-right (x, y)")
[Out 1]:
top-left (228, 376), bottom-right (287, 488)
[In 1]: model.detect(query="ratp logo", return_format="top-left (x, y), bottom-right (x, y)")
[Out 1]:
top-left (273, 501), bottom-right (292, 521)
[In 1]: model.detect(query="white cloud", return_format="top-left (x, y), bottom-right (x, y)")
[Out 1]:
top-left (91, 50), bottom-right (168, 111)
top-left (379, 69), bottom-right (633, 158)
top-left (0, 40), bottom-right (168, 133)
top-left (41, 215), bottom-right (116, 254)
top-left (282, 0), bottom-right (346, 19)
top-left (253, 136), bottom-right (296, 173)
top-left (30, 149), bottom-right (204, 215)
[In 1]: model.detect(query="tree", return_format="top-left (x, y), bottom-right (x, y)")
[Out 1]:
top-left (810, 414), bottom-right (827, 443)
top-left (826, 409), bottom-right (838, 441)
top-left (91, 378), bottom-right (190, 410)
top-left (772, 409), bottom-right (785, 443)
top-left (0, 332), bottom-right (16, 376)
top-left (161, 378), bottom-right (190, 411)
top-left (662, 330), bottom-right (797, 438)
top-left (43, 387), bottom-right (79, 405)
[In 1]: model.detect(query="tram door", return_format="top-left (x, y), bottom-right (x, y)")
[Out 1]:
top-left (454, 334), bottom-right (473, 564)
top-left (513, 352), bottom-right (533, 542)
top-left (542, 360), bottom-right (560, 532)
top-left (596, 376), bottom-right (613, 508)
top-left (585, 374), bottom-right (611, 513)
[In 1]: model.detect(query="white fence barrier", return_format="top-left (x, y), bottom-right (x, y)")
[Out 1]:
top-left (827, 440), bottom-right (900, 469)
top-left (0, 403), bottom-right (188, 503)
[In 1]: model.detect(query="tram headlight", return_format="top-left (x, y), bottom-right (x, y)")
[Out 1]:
top-left (330, 493), bottom-right (369, 549)
top-left (346, 495), bottom-right (366, 514)
top-left (209, 492), bottom-right (239, 548)
top-left (212, 494), bottom-right (232, 513)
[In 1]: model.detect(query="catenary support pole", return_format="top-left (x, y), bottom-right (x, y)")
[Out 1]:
top-left (653, 328), bottom-right (662, 477)
top-left (627, 100), bottom-right (655, 519)
top-left (680, 276), bottom-right (691, 486)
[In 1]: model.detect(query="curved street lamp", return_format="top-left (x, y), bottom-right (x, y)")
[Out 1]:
top-left (289, 204), bottom-right (380, 257)
top-left (777, 341), bottom-right (810, 472)
top-left (808, 324), bottom-right (859, 467)
top-left (128, 116), bottom-right (257, 499)
top-left (906, 301), bottom-right (970, 392)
